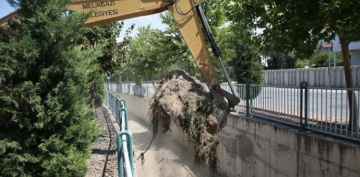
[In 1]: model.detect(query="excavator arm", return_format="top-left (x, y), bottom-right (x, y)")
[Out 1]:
top-left (1, 0), bottom-right (240, 129)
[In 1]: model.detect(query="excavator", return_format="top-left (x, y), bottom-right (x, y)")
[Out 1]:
top-left (0, 0), bottom-right (240, 130)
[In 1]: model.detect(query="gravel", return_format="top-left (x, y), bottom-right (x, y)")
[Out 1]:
top-left (85, 107), bottom-right (118, 177)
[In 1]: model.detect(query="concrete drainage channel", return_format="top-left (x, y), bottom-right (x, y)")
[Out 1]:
top-left (114, 92), bottom-right (224, 177)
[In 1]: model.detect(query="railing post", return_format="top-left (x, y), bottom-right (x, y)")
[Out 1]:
top-left (119, 108), bottom-right (129, 130)
top-left (246, 80), bottom-right (251, 117)
top-left (117, 131), bottom-right (134, 177)
top-left (110, 93), bottom-right (113, 111)
top-left (107, 91), bottom-right (110, 106)
top-left (147, 85), bottom-right (149, 98)
top-left (304, 82), bottom-right (308, 127)
top-left (112, 93), bottom-right (115, 112)
top-left (120, 99), bottom-right (126, 108)
top-left (116, 95), bottom-right (121, 121)
top-left (300, 81), bottom-right (308, 131)
top-left (107, 91), bottom-right (110, 108)
top-left (104, 90), bottom-right (135, 177)
top-left (139, 86), bottom-right (141, 97)
top-left (250, 83), bottom-right (253, 114)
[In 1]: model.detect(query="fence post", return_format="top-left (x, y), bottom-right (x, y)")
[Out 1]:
top-left (246, 81), bottom-right (251, 117)
top-left (300, 81), bottom-right (308, 131)
top-left (117, 131), bottom-right (134, 177)
top-left (119, 108), bottom-right (129, 130)
top-left (116, 95), bottom-right (121, 118)
top-left (120, 99), bottom-right (126, 108)
top-left (304, 82), bottom-right (308, 127)
top-left (140, 85), bottom-right (142, 97)
top-left (147, 85), bottom-right (149, 98)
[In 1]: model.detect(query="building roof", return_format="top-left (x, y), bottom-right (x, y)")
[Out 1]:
top-left (0, 11), bottom-right (17, 27)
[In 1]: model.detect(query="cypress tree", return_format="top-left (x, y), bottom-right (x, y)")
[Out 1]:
top-left (231, 44), bottom-right (264, 99)
top-left (0, 0), bottom-right (101, 176)
top-left (232, 45), bottom-right (264, 85)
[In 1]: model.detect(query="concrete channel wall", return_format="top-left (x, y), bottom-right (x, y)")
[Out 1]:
top-left (264, 66), bottom-right (360, 87)
top-left (117, 93), bottom-right (360, 177)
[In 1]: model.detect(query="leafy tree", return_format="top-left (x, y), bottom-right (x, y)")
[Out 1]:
top-left (266, 52), bottom-right (297, 69)
top-left (158, 0), bottom-right (230, 82)
top-left (80, 22), bottom-right (123, 74)
top-left (0, 0), bottom-right (101, 176)
top-left (232, 47), bottom-right (264, 84)
top-left (225, 0), bottom-right (360, 130)
top-left (308, 51), bottom-right (343, 67)
top-left (159, 12), bottom-right (199, 77)
top-left (223, 24), bottom-right (264, 99)
top-left (80, 21), bottom-right (133, 108)
top-left (127, 25), bottom-right (176, 86)
top-left (78, 19), bottom-right (134, 108)
top-left (123, 1), bottom-right (230, 85)
top-left (295, 51), bottom-right (343, 68)
top-left (109, 24), bottom-right (136, 84)
top-left (309, 52), bottom-right (330, 67)
top-left (295, 59), bottom-right (309, 68)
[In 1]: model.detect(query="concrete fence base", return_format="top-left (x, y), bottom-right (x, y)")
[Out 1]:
top-left (264, 66), bottom-right (360, 87)
top-left (117, 92), bottom-right (360, 177)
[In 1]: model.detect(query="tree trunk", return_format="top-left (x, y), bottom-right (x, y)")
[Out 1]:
top-left (339, 37), bottom-right (359, 131)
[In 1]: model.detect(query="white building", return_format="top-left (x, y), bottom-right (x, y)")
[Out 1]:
top-left (331, 36), bottom-right (360, 65)
top-left (260, 55), bottom-right (269, 67)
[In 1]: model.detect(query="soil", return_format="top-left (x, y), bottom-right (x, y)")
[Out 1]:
top-left (149, 70), bottom-right (220, 172)
top-left (85, 107), bottom-right (118, 177)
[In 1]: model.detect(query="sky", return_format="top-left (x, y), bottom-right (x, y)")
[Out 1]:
top-left (0, 1), bottom-right (167, 42)
top-left (117, 13), bottom-right (167, 42)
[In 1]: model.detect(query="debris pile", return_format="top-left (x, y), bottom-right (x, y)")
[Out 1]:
top-left (149, 70), bottom-right (219, 172)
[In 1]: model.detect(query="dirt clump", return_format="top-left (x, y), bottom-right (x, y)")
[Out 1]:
top-left (149, 70), bottom-right (220, 173)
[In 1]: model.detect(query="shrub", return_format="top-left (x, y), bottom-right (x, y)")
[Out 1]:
top-left (0, 0), bottom-right (101, 176)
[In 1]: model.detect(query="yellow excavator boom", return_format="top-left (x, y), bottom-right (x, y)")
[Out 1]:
top-left (67, 0), bottom-right (219, 87)
top-left (0, 0), bottom-right (240, 129)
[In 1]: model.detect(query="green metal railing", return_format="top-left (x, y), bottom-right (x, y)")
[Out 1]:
top-left (299, 81), bottom-right (308, 131)
top-left (110, 82), bottom-right (360, 142)
top-left (238, 81), bottom-right (360, 142)
top-left (105, 90), bottom-right (135, 177)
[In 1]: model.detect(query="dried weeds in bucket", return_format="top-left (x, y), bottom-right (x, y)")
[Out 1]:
top-left (149, 70), bottom-right (220, 173)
